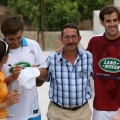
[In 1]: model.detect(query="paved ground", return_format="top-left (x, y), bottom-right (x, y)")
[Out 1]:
top-left (37, 51), bottom-right (94, 120)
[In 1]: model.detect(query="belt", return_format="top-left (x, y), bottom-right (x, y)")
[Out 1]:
top-left (52, 101), bottom-right (87, 111)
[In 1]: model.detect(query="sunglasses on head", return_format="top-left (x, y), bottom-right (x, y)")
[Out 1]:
top-left (0, 40), bottom-right (9, 56)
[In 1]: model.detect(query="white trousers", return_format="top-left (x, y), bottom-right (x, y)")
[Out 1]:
top-left (92, 108), bottom-right (117, 120)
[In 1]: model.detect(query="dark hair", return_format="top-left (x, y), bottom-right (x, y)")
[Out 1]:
top-left (0, 40), bottom-right (9, 61)
top-left (61, 23), bottom-right (80, 37)
top-left (99, 5), bottom-right (120, 21)
top-left (1, 16), bottom-right (24, 37)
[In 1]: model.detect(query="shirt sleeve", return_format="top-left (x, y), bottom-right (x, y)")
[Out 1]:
top-left (45, 56), bottom-right (51, 82)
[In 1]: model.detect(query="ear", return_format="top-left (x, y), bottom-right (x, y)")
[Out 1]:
top-left (60, 37), bottom-right (63, 42)
top-left (78, 36), bottom-right (81, 42)
top-left (100, 20), bottom-right (104, 26)
top-left (1, 56), bottom-right (5, 64)
top-left (1, 55), bottom-right (8, 64)
top-left (119, 20), bottom-right (120, 24)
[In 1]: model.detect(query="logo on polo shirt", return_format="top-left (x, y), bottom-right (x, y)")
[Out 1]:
top-left (78, 69), bottom-right (87, 77)
top-left (29, 50), bottom-right (35, 55)
top-left (9, 62), bottom-right (31, 73)
top-left (99, 57), bottom-right (120, 73)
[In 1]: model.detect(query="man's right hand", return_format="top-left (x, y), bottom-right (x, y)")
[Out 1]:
top-left (4, 66), bottom-right (23, 85)
top-left (56, 46), bottom-right (64, 53)
top-left (11, 66), bottom-right (23, 80)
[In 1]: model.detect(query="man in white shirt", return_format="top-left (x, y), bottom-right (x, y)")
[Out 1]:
top-left (1, 16), bottom-right (44, 120)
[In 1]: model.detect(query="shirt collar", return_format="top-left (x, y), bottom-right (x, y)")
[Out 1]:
top-left (57, 48), bottom-right (85, 61)
top-left (21, 37), bottom-right (28, 46)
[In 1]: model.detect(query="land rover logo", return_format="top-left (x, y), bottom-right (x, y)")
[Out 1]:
top-left (99, 58), bottom-right (120, 73)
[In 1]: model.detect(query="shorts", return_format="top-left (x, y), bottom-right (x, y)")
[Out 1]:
top-left (92, 108), bottom-right (116, 120)
top-left (28, 115), bottom-right (41, 120)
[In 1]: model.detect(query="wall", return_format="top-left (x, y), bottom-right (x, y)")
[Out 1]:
top-left (93, 1), bottom-right (120, 35)
top-left (114, 0), bottom-right (120, 6)
top-left (0, 31), bottom-right (62, 51)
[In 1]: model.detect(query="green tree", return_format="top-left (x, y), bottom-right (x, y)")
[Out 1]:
top-left (8, 0), bottom-right (114, 30)
top-left (8, 0), bottom-right (41, 30)
top-left (0, 0), bottom-right (7, 5)
top-left (77, 0), bottom-right (114, 22)
top-left (8, 0), bottom-right (79, 30)
top-left (44, 0), bottom-right (79, 30)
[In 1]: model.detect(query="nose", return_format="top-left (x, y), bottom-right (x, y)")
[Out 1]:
top-left (69, 37), bottom-right (72, 40)
top-left (111, 21), bottom-right (114, 26)
top-left (69, 37), bottom-right (73, 43)
top-left (13, 39), bottom-right (19, 44)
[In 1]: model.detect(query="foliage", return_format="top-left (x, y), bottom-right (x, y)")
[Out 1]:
top-left (0, 0), bottom-right (7, 5)
top-left (77, 0), bottom-right (114, 21)
top-left (7, 0), bottom-right (114, 30)
top-left (8, 0), bottom-right (78, 30)
top-left (8, 0), bottom-right (79, 30)
top-left (44, 0), bottom-right (79, 30)
top-left (8, 0), bottom-right (40, 30)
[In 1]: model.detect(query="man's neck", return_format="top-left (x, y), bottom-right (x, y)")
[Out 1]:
top-left (105, 31), bottom-right (120, 40)
top-left (63, 50), bottom-right (78, 66)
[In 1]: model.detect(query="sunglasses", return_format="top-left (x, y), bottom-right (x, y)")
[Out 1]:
top-left (0, 40), bottom-right (9, 56)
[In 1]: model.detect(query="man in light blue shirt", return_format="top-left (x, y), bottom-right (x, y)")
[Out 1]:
top-left (39, 23), bottom-right (93, 120)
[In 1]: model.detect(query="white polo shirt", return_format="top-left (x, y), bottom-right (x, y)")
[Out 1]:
top-left (3, 37), bottom-right (44, 120)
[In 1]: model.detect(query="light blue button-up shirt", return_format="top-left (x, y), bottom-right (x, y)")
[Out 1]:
top-left (46, 48), bottom-right (93, 107)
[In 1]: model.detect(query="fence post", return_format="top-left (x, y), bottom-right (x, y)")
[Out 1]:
top-left (38, 0), bottom-right (45, 50)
